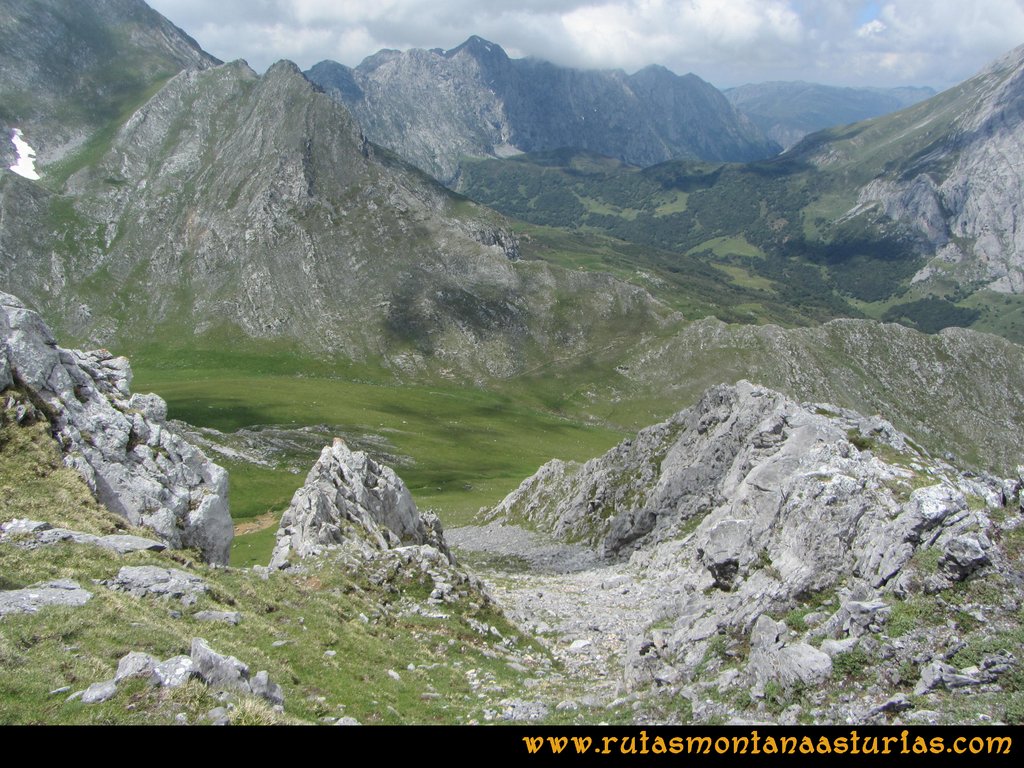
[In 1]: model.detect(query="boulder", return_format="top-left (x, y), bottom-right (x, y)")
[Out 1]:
top-left (107, 566), bottom-right (208, 606)
top-left (153, 655), bottom-right (195, 688)
top-left (747, 616), bottom-right (833, 693)
top-left (190, 638), bottom-right (251, 695)
top-left (115, 652), bottom-right (159, 684)
top-left (81, 680), bottom-right (118, 704)
top-left (0, 579), bottom-right (92, 617)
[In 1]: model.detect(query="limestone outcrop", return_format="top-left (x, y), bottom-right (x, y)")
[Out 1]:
top-left (0, 292), bottom-right (232, 563)
top-left (271, 438), bottom-right (449, 569)
top-left (488, 381), bottom-right (1018, 701)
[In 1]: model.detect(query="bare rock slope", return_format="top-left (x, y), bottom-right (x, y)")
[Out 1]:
top-left (483, 381), bottom-right (1023, 721)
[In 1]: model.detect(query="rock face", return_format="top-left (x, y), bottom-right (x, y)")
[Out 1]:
top-left (271, 438), bottom-right (448, 569)
top-left (0, 292), bottom-right (232, 563)
top-left (810, 44), bottom-right (1024, 294)
top-left (306, 36), bottom-right (778, 186)
top-left (489, 381), bottom-right (1014, 695)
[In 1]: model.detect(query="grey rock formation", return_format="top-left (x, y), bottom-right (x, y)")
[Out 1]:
top-left (307, 38), bottom-right (778, 186)
top-left (250, 670), bottom-right (284, 707)
top-left (1, 519), bottom-right (167, 555)
top-left (829, 45), bottom-right (1024, 293)
top-left (189, 638), bottom-right (283, 705)
top-left (747, 615), bottom-right (832, 694)
top-left (81, 643), bottom-right (283, 707)
top-left (0, 292), bottom-right (232, 563)
top-left (271, 438), bottom-right (449, 569)
top-left (153, 655), bottom-right (194, 688)
top-left (489, 381), bottom-right (1011, 694)
top-left (0, 578), bottom-right (92, 617)
top-left (107, 565), bottom-right (209, 606)
top-left (115, 652), bottom-right (159, 684)
top-left (81, 679), bottom-right (118, 704)
top-left (190, 638), bottom-right (250, 695)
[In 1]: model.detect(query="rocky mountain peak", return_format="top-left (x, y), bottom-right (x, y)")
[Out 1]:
top-left (444, 35), bottom-right (510, 64)
top-left (306, 37), bottom-right (779, 185)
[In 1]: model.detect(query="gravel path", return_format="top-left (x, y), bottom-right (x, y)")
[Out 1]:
top-left (449, 522), bottom-right (661, 704)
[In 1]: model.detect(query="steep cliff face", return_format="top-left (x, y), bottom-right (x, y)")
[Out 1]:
top-left (0, 291), bottom-right (232, 563)
top-left (798, 45), bottom-right (1024, 294)
top-left (307, 37), bottom-right (779, 185)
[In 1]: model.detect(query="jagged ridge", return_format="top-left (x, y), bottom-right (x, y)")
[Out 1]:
top-left (306, 36), bottom-right (779, 185)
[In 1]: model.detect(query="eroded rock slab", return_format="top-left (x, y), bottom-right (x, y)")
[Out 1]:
top-left (106, 565), bottom-right (208, 605)
top-left (0, 579), bottom-right (92, 617)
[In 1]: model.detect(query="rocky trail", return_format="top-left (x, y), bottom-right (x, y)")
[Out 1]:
top-left (449, 523), bottom-right (663, 711)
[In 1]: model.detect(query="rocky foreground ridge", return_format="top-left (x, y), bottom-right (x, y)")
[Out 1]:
top-left (473, 381), bottom-right (1024, 723)
top-left (0, 293), bottom-right (540, 724)
top-left (0, 291), bottom-right (232, 563)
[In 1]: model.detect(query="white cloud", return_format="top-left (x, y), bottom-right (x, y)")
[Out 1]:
top-left (147, 0), bottom-right (1024, 88)
top-left (856, 19), bottom-right (887, 38)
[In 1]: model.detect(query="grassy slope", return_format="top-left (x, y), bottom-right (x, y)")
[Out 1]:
top-left (0, 394), bottom-right (565, 725)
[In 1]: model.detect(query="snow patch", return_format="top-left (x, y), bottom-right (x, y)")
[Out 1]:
top-left (9, 129), bottom-right (40, 180)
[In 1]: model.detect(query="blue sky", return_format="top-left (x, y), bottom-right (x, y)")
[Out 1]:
top-left (148, 0), bottom-right (1024, 89)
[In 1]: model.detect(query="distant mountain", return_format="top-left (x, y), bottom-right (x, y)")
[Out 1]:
top-left (306, 37), bottom-right (780, 185)
top-left (460, 43), bottom-right (1024, 341)
top-left (0, 8), bottom-right (671, 384)
top-left (0, 0), bottom-right (219, 169)
top-left (724, 81), bottom-right (935, 149)
top-left (796, 44), bottom-right (1024, 295)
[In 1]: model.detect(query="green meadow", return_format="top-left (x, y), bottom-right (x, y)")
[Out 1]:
top-left (129, 346), bottom-right (628, 567)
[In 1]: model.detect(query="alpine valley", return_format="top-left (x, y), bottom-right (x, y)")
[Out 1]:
top-left (2, 0), bottom-right (1024, 729)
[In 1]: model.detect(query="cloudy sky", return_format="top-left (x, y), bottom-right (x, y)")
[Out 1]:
top-left (147, 0), bottom-right (1024, 90)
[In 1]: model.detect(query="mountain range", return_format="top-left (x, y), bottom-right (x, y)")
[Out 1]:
top-left (460, 42), bottom-right (1024, 346)
top-left (306, 36), bottom-right (780, 185)
top-left (3, 0), bottom-right (1024, 727)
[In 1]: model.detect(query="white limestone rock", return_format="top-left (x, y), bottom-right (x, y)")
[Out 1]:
top-left (0, 292), bottom-right (232, 563)
top-left (0, 579), bottom-right (92, 618)
top-left (489, 381), bottom-right (1012, 695)
top-left (270, 438), bottom-right (450, 569)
